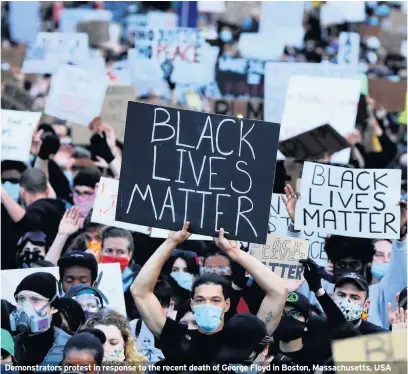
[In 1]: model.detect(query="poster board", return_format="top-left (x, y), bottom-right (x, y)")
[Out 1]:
top-left (45, 65), bottom-right (108, 126)
top-left (216, 57), bottom-right (265, 99)
top-left (1, 83), bottom-right (34, 112)
top-left (8, 1), bottom-right (41, 46)
top-left (77, 21), bottom-right (110, 46)
top-left (280, 76), bottom-right (360, 164)
top-left (1, 44), bottom-right (27, 69)
top-left (209, 98), bottom-right (264, 120)
top-left (295, 162), bottom-right (401, 239)
top-left (338, 32), bottom-right (360, 66)
top-left (260, 1), bottom-right (305, 34)
top-left (368, 79), bottom-right (406, 112)
top-left (150, 228), bottom-right (213, 241)
top-left (320, 1), bottom-right (365, 26)
top-left (279, 124), bottom-right (350, 161)
top-left (264, 62), bottom-right (357, 124)
top-left (91, 177), bottom-right (150, 235)
top-left (238, 33), bottom-right (286, 61)
top-left (100, 85), bottom-right (136, 142)
top-left (250, 234), bottom-right (309, 280)
top-left (59, 8), bottom-right (112, 33)
top-left (116, 102), bottom-right (281, 243)
top-left (198, 1), bottom-right (226, 13)
top-left (1, 110), bottom-right (41, 162)
top-left (0, 263), bottom-right (126, 316)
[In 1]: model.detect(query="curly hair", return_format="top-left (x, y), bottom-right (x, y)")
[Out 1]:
top-left (324, 236), bottom-right (375, 264)
top-left (81, 309), bottom-right (145, 367)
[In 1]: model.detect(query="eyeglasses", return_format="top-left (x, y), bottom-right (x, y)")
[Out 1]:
top-left (16, 294), bottom-right (49, 305)
top-left (201, 266), bottom-right (231, 276)
top-left (285, 310), bottom-right (303, 319)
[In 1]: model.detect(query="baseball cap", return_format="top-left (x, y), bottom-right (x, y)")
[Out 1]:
top-left (217, 314), bottom-right (268, 362)
top-left (58, 251), bottom-right (98, 283)
top-left (335, 273), bottom-right (369, 296)
top-left (1, 329), bottom-right (14, 357)
top-left (286, 292), bottom-right (310, 320)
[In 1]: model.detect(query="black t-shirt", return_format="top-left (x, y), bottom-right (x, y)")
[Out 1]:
top-left (358, 320), bottom-right (386, 335)
top-left (158, 318), bottom-right (225, 363)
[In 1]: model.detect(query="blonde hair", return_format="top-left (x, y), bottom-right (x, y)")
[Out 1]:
top-left (82, 309), bottom-right (146, 368)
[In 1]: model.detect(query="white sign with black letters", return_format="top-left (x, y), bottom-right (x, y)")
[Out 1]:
top-left (338, 32), bottom-right (360, 66)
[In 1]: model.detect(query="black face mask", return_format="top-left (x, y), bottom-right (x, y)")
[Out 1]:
top-left (273, 314), bottom-right (306, 343)
top-left (19, 251), bottom-right (44, 268)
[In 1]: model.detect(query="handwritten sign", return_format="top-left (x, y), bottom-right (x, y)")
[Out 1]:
top-left (269, 193), bottom-right (328, 267)
top-left (295, 162), bottom-right (402, 239)
top-left (45, 65), bottom-right (108, 126)
top-left (116, 102), bottom-right (281, 243)
top-left (100, 85), bottom-right (136, 142)
top-left (209, 98), bottom-right (264, 120)
top-left (77, 21), bottom-right (110, 46)
top-left (333, 331), bottom-right (407, 374)
top-left (280, 76), bottom-right (360, 164)
top-left (320, 1), bottom-right (366, 26)
top-left (1, 110), bottom-right (42, 162)
top-left (338, 32), bottom-right (360, 66)
top-left (59, 8), bottom-right (112, 33)
top-left (250, 234), bottom-right (309, 280)
top-left (92, 177), bottom-right (150, 235)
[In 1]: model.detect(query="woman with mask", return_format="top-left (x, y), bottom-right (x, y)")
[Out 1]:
top-left (10, 272), bottom-right (71, 368)
top-left (16, 231), bottom-right (49, 268)
top-left (82, 309), bottom-right (145, 368)
top-left (163, 251), bottom-right (199, 292)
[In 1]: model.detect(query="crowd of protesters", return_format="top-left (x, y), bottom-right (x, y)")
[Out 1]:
top-left (1, 1), bottom-right (407, 374)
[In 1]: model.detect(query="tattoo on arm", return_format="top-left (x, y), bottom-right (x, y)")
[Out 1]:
top-left (265, 311), bottom-right (275, 323)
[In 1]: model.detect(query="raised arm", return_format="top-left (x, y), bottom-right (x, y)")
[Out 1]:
top-left (130, 222), bottom-right (191, 338)
top-left (215, 228), bottom-right (287, 335)
top-left (1, 186), bottom-right (26, 222)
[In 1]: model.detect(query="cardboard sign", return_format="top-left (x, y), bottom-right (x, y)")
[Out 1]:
top-left (116, 102), bottom-right (281, 243)
top-left (209, 99), bottom-right (264, 120)
top-left (279, 124), bottom-right (350, 161)
top-left (216, 57), bottom-right (265, 99)
top-left (133, 27), bottom-right (204, 63)
top-left (332, 331), bottom-right (407, 374)
top-left (1, 110), bottom-right (41, 162)
top-left (1, 83), bottom-right (34, 112)
top-left (295, 162), bottom-right (402, 239)
top-left (45, 65), bottom-right (108, 126)
top-left (77, 21), bottom-right (110, 46)
top-left (368, 79), bottom-right (406, 112)
top-left (22, 32), bottom-right (89, 74)
top-left (250, 234), bottom-right (309, 280)
top-left (269, 193), bottom-right (328, 267)
top-left (150, 228), bottom-right (213, 241)
top-left (1, 44), bottom-right (27, 68)
top-left (264, 62), bottom-right (358, 124)
top-left (320, 1), bottom-right (366, 26)
top-left (8, 1), bottom-right (41, 46)
top-left (59, 8), bottom-right (113, 33)
top-left (91, 177), bottom-right (150, 235)
top-left (0, 264), bottom-right (126, 316)
top-left (100, 85), bottom-right (137, 142)
top-left (338, 32), bottom-right (360, 66)
top-left (280, 76), bottom-right (360, 164)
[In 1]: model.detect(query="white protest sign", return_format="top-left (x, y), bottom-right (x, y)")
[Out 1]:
top-left (146, 11), bottom-right (178, 28)
top-left (250, 234), bottom-right (309, 280)
top-left (269, 193), bottom-right (328, 267)
top-left (45, 65), bottom-right (108, 126)
top-left (1, 110), bottom-right (42, 163)
top-left (109, 60), bottom-right (132, 85)
top-left (59, 9), bottom-right (112, 33)
top-left (198, 1), bottom-right (226, 13)
top-left (295, 162), bottom-right (402, 239)
top-left (320, 1), bottom-right (366, 26)
top-left (0, 263), bottom-right (126, 316)
top-left (22, 32), bottom-right (89, 74)
top-left (260, 1), bottom-right (305, 33)
top-left (338, 32), bottom-right (361, 66)
top-left (92, 177), bottom-right (151, 235)
top-left (280, 76), bottom-right (361, 164)
top-left (264, 62), bottom-right (358, 124)
top-left (150, 228), bottom-right (213, 241)
top-left (9, 1), bottom-right (41, 46)
top-left (239, 33), bottom-right (285, 61)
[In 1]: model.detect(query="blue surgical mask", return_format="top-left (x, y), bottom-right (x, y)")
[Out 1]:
top-left (193, 304), bottom-right (224, 333)
top-left (171, 272), bottom-right (193, 291)
top-left (371, 262), bottom-right (389, 280)
top-left (375, 4), bottom-right (390, 17)
top-left (220, 30), bottom-right (233, 43)
top-left (3, 181), bottom-right (20, 201)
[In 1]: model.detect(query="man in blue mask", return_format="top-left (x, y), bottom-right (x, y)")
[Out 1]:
top-left (131, 222), bottom-right (287, 364)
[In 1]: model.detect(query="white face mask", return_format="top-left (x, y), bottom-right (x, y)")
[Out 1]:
top-left (335, 298), bottom-right (364, 321)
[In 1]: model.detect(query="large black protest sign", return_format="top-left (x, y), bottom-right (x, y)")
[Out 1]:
top-left (215, 57), bottom-right (265, 99)
top-left (279, 124), bottom-right (350, 160)
top-left (295, 162), bottom-right (401, 239)
top-left (116, 102), bottom-right (280, 243)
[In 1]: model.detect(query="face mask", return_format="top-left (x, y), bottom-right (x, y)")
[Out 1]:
top-left (371, 262), bottom-right (389, 280)
top-left (366, 51), bottom-right (378, 64)
top-left (335, 298), bottom-right (364, 322)
top-left (220, 30), bottom-right (233, 43)
top-left (19, 250), bottom-right (44, 268)
top-left (3, 181), bottom-right (20, 201)
top-left (171, 272), bottom-right (193, 291)
top-left (87, 241), bottom-right (102, 263)
top-left (375, 4), bottom-right (390, 17)
top-left (104, 346), bottom-right (125, 362)
top-left (193, 304), bottom-right (224, 333)
top-left (101, 254), bottom-right (129, 273)
top-left (273, 314), bottom-right (306, 343)
top-left (84, 310), bottom-right (95, 320)
top-left (73, 194), bottom-right (95, 220)
top-left (10, 298), bottom-right (54, 334)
